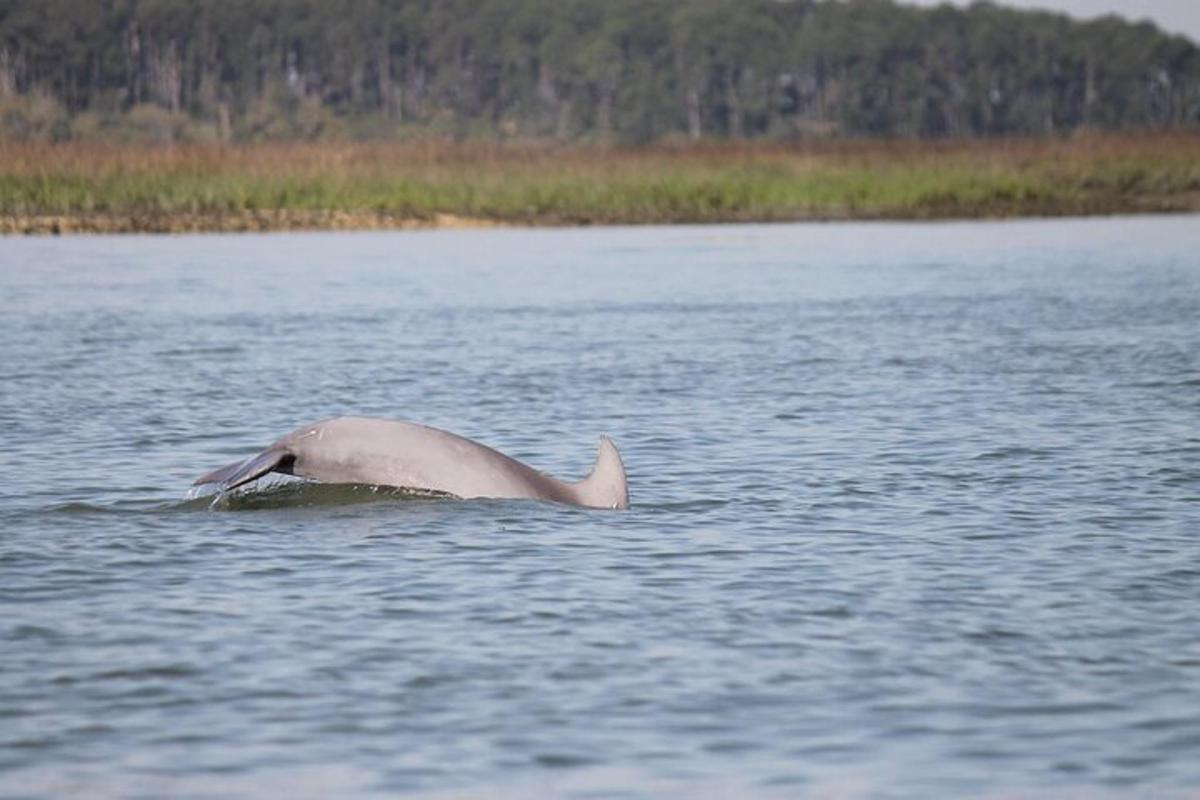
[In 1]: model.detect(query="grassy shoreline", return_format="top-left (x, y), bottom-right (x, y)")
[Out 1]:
top-left (2, 133), bottom-right (1198, 234)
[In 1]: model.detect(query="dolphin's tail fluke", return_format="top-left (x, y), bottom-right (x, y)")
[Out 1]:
top-left (193, 448), bottom-right (294, 492)
top-left (571, 436), bottom-right (629, 510)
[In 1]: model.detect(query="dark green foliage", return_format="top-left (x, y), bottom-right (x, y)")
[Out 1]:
top-left (0, 0), bottom-right (1197, 142)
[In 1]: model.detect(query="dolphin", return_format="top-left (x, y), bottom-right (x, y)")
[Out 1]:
top-left (193, 417), bottom-right (630, 509)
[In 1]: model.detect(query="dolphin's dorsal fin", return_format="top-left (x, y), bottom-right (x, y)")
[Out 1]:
top-left (572, 436), bottom-right (629, 509)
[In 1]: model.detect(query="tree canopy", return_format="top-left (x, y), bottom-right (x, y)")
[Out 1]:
top-left (1, 0), bottom-right (1197, 142)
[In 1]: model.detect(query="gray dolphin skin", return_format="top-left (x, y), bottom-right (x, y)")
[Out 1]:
top-left (193, 417), bottom-right (630, 509)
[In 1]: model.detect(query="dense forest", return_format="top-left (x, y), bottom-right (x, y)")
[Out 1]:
top-left (1, 0), bottom-right (1198, 143)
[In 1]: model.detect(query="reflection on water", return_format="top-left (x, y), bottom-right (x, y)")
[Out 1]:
top-left (184, 481), bottom-right (460, 511)
top-left (2, 217), bottom-right (1199, 798)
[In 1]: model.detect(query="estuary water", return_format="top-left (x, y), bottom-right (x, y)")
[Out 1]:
top-left (1, 217), bottom-right (1199, 799)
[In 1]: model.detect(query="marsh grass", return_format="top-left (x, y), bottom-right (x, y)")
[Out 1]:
top-left (2, 133), bottom-right (1198, 232)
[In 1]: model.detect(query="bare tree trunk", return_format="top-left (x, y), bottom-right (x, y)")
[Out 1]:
top-left (218, 100), bottom-right (232, 142)
top-left (727, 73), bottom-right (743, 138)
top-left (1083, 53), bottom-right (1095, 126)
top-left (686, 86), bottom-right (701, 139)
top-left (0, 49), bottom-right (15, 99)
top-left (597, 85), bottom-right (613, 136)
top-left (149, 39), bottom-right (183, 112)
top-left (126, 20), bottom-right (142, 105)
top-left (556, 98), bottom-right (572, 139)
top-left (378, 46), bottom-right (393, 117)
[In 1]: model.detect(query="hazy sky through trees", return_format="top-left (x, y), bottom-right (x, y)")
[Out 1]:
top-left (904, 0), bottom-right (1200, 43)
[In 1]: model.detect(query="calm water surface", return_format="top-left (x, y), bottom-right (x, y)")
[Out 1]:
top-left (1, 218), bottom-right (1199, 798)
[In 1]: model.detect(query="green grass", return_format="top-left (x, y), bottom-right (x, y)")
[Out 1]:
top-left (2, 133), bottom-right (1198, 232)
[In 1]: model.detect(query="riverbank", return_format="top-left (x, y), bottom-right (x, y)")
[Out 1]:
top-left (2, 133), bottom-right (1198, 233)
top-left (0, 211), bottom-right (503, 235)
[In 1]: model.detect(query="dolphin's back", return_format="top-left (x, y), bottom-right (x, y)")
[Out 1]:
top-left (283, 417), bottom-right (576, 504)
top-left (193, 416), bottom-right (629, 509)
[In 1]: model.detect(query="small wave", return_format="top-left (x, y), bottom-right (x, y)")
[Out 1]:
top-left (971, 446), bottom-right (1056, 461)
top-left (45, 501), bottom-right (126, 515)
top-left (39, 498), bottom-right (205, 517)
top-left (638, 498), bottom-right (729, 513)
top-left (155, 345), bottom-right (245, 357)
top-left (6, 624), bottom-right (63, 642)
top-left (533, 752), bottom-right (601, 769)
top-left (1126, 377), bottom-right (1200, 389)
top-left (40, 499), bottom-right (171, 517)
top-left (90, 663), bottom-right (200, 681)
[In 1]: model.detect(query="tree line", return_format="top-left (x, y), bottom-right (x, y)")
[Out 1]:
top-left (1, 0), bottom-right (1197, 142)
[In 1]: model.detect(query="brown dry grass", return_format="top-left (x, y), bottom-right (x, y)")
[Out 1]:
top-left (2, 131), bottom-right (1198, 233)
